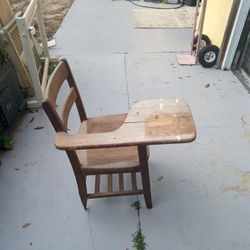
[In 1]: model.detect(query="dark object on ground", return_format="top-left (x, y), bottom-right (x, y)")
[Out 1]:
top-left (198, 44), bottom-right (220, 68)
top-left (0, 63), bottom-right (26, 132)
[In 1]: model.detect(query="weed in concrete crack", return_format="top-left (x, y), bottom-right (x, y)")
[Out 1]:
top-left (131, 201), bottom-right (147, 250)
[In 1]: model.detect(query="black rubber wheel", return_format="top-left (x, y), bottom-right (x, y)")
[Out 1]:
top-left (198, 44), bottom-right (220, 68)
top-left (192, 34), bottom-right (211, 51)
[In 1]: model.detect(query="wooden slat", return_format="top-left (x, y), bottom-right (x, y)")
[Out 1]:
top-left (88, 190), bottom-right (144, 199)
top-left (16, 17), bottom-right (43, 103)
top-left (0, 0), bottom-right (13, 26)
top-left (82, 166), bottom-right (140, 176)
top-left (94, 175), bottom-right (100, 194)
top-left (22, 0), bottom-right (38, 25)
top-left (36, 0), bottom-right (50, 58)
top-left (119, 173), bottom-right (124, 192)
top-left (61, 87), bottom-right (77, 128)
top-left (45, 61), bottom-right (69, 105)
top-left (41, 57), bottom-right (49, 95)
top-left (131, 172), bottom-right (137, 191)
top-left (107, 174), bottom-right (112, 192)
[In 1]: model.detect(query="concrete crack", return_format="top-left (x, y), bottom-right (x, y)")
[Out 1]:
top-left (198, 125), bottom-right (240, 129)
top-left (124, 53), bottom-right (131, 109)
top-left (87, 210), bottom-right (96, 250)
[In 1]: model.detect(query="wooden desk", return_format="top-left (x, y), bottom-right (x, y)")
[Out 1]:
top-left (44, 58), bottom-right (197, 209)
top-left (54, 98), bottom-right (196, 208)
top-left (55, 99), bottom-right (196, 150)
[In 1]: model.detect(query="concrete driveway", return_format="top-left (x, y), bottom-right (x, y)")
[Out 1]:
top-left (1, 0), bottom-right (250, 249)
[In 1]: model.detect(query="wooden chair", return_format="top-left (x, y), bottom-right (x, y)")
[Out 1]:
top-left (43, 59), bottom-right (196, 209)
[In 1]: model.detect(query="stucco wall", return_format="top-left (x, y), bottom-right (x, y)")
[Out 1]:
top-left (202, 0), bottom-right (234, 47)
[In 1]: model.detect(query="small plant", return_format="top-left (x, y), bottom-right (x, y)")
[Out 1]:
top-left (131, 201), bottom-right (147, 250)
top-left (0, 135), bottom-right (13, 150)
top-left (0, 47), bottom-right (8, 67)
top-left (48, 62), bottom-right (58, 75)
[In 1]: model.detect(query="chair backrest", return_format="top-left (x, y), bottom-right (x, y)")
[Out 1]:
top-left (42, 59), bottom-right (87, 133)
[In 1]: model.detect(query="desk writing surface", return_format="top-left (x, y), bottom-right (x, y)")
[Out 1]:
top-left (119, 98), bottom-right (196, 143)
top-left (55, 99), bottom-right (196, 150)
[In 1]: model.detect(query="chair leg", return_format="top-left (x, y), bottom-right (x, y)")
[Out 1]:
top-left (80, 193), bottom-right (87, 210)
top-left (78, 174), bottom-right (87, 210)
top-left (66, 151), bottom-right (88, 210)
top-left (138, 145), bottom-right (152, 209)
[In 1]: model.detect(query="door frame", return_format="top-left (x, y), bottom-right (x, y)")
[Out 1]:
top-left (221, 0), bottom-right (250, 70)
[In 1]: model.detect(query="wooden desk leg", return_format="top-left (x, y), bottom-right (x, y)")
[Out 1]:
top-left (138, 145), bottom-right (152, 209)
top-left (66, 150), bottom-right (88, 209)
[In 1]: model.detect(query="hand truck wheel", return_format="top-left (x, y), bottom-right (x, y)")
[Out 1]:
top-left (192, 34), bottom-right (211, 51)
top-left (198, 44), bottom-right (219, 68)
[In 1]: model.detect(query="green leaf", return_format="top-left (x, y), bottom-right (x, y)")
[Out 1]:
top-left (132, 229), bottom-right (147, 250)
top-left (0, 47), bottom-right (8, 66)
top-left (131, 201), bottom-right (141, 210)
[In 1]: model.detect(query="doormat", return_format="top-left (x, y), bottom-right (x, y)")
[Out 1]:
top-left (131, 6), bottom-right (195, 29)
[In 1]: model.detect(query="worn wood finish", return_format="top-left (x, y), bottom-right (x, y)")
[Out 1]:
top-left (88, 189), bottom-right (144, 199)
top-left (90, 172), bottom-right (144, 199)
top-left (94, 175), bottom-right (100, 194)
top-left (63, 59), bottom-right (87, 122)
top-left (41, 57), bottom-right (50, 95)
top-left (77, 147), bottom-right (139, 174)
top-left (61, 87), bottom-right (77, 128)
top-left (0, 0), bottom-right (13, 26)
top-left (55, 99), bottom-right (196, 150)
top-left (45, 61), bottom-right (69, 106)
top-left (43, 59), bottom-right (196, 209)
top-left (45, 59), bottom-right (87, 122)
top-left (76, 113), bottom-right (140, 174)
top-left (138, 145), bottom-right (152, 208)
top-left (66, 150), bottom-right (88, 209)
top-left (80, 113), bottom-right (127, 133)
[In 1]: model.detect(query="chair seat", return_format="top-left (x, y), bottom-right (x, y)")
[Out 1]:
top-left (77, 113), bottom-right (140, 174)
top-left (77, 147), bottom-right (139, 174)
